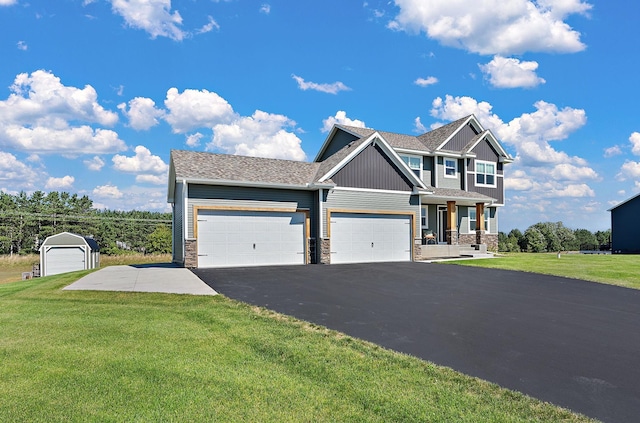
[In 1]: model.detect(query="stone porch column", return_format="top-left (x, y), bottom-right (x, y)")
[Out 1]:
top-left (475, 202), bottom-right (485, 245)
top-left (446, 201), bottom-right (458, 245)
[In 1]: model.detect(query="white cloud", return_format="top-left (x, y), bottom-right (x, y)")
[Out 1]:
top-left (208, 110), bottom-right (306, 161)
top-left (0, 0), bottom-right (17, 5)
top-left (547, 183), bottom-right (595, 198)
top-left (479, 56), bottom-right (546, 88)
top-left (617, 160), bottom-right (640, 180)
top-left (112, 145), bottom-right (168, 174)
top-left (118, 97), bottom-right (164, 130)
top-left (45, 175), bottom-right (75, 189)
top-left (321, 111), bottom-right (366, 133)
top-left (136, 174), bottom-right (166, 184)
top-left (93, 184), bottom-right (123, 199)
top-left (549, 163), bottom-right (598, 181)
top-left (414, 76), bottom-right (438, 87)
top-left (84, 156), bottom-right (105, 171)
top-left (197, 15), bottom-right (219, 34)
top-left (604, 145), bottom-right (622, 158)
top-left (17, 41), bottom-right (27, 51)
top-left (108, 0), bottom-right (185, 41)
top-left (414, 117), bottom-right (427, 133)
top-left (163, 87), bottom-right (235, 133)
top-left (0, 151), bottom-right (40, 189)
top-left (629, 132), bottom-right (640, 156)
top-left (389, 0), bottom-right (591, 55)
top-left (260, 4), bottom-right (270, 14)
top-left (292, 74), bottom-right (351, 94)
top-left (0, 70), bottom-right (126, 154)
top-left (185, 132), bottom-right (203, 147)
top-left (431, 95), bottom-right (587, 167)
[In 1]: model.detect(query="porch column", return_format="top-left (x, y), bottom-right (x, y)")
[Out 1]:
top-left (446, 201), bottom-right (458, 245)
top-left (475, 202), bottom-right (485, 245)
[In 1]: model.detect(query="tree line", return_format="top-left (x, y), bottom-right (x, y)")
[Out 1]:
top-left (498, 221), bottom-right (611, 253)
top-left (0, 191), bottom-right (172, 255)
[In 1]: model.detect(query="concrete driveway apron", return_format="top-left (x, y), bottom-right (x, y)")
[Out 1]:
top-left (193, 262), bottom-right (640, 423)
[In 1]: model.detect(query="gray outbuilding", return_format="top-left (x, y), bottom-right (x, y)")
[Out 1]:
top-left (609, 193), bottom-right (640, 254)
top-left (39, 232), bottom-right (100, 276)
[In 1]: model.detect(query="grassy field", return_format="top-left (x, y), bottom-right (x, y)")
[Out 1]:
top-left (0, 272), bottom-right (596, 422)
top-left (0, 253), bottom-right (171, 285)
top-left (445, 252), bottom-right (640, 289)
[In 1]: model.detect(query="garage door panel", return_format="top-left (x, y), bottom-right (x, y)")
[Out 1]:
top-left (331, 213), bottom-right (411, 264)
top-left (197, 210), bottom-right (305, 268)
top-left (46, 247), bottom-right (86, 276)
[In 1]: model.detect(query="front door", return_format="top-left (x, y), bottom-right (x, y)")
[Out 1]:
top-left (437, 206), bottom-right (447, 243)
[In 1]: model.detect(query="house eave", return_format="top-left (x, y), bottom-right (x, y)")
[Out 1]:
top-left (180, 177), bottom-right (331, 191)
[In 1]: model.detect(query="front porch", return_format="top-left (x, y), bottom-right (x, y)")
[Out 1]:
top-left (418, 193), bottom-right (499, 259)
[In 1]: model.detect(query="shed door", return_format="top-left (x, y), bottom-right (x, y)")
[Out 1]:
top-left (46, 247), bottom-right (86, 276)
top-left (330, 213), bottom-right (411, 264)
top-left (197, 210), bottom-right (306, 268)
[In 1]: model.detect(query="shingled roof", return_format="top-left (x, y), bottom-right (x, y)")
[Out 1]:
top-left (337, 115), bottom-right (473, 153)
top-left (170, 150), bottom-right (323, 187)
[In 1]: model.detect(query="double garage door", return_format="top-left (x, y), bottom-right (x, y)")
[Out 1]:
top-left (196, 209), bottom-right (412, 268)
top-left (197, 210), bottom-right (306, 268)
top-left (330, 213), bottom-right (411, 264)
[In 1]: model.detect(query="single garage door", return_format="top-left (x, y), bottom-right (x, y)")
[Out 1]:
top-left (330, 213), bottom-right (411, 264)
top-left (197, 210), bottom-right (306, 268)
top-left (45, 247), bottom-right (86, 276)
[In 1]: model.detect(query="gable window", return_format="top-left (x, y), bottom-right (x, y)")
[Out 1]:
top-left (400, 155), bottom-right (422, 178)
top-left (444, 158), bottom-right (457, 178)
top-left (475, 160), bottom-right (496, 187)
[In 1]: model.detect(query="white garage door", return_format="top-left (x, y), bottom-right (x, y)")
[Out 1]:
top-left (46, 247), bottom-right (86, 276)
top-left (197, 210), bottom-right (306, 268)
top-left (330, 213), bottom-right (411, 264)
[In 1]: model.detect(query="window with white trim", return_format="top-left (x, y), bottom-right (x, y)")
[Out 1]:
top-left (444, 158), bottom-right (457, 178)
top-left (469, 207), bottom-right (491, 232)
top-left (400, 155), bottom-right (422, 178)
top-left (421, 207), bottom-right (427, 227)
top-left (475, 160), bottom-right (496, 187)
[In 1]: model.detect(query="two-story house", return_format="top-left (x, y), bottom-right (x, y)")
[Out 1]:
top-left (168, 114), bottom-right (512, 268)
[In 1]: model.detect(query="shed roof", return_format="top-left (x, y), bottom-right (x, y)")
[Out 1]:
top-left (39, 232), bottom-right (100, 251)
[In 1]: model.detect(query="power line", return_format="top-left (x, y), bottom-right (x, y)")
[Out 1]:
top-left (0, 211), bottom-right (171, 224)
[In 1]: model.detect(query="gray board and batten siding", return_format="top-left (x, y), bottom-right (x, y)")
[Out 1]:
top-left (322, 189), bottom-right (420, 239)
top-left (317, 128), bottom-right (362, 161)
top-left (440, 124), bottom-right (480, 151)
top-left (422, 156), bottom-right (434, 186)
top-left (186, 184), bottom-right (316, 239)
top-left (331, 144), bottom-right (414, 192)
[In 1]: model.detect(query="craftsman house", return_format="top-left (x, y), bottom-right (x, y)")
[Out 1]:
top-left (168, 115), bottom-right (513, 268)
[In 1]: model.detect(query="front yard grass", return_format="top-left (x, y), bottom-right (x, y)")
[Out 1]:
top-left (0, 272), bottom-right (596, 422)
top-left (445, 252), bottom-right (640, 290)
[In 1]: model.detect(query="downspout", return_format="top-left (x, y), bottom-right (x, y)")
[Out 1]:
top-left (318, 189), bottom-right (323, 264)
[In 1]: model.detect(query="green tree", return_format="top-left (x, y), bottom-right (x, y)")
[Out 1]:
top-left (147, 224), bottom-right (172, 254)
top-left (524, 227), bottom-right (546, 252)
top-left (574, 229), bottom-right (598, 250)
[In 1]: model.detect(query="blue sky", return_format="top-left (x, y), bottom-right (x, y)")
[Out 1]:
top-left (0, 0), bottom-right (637, 231)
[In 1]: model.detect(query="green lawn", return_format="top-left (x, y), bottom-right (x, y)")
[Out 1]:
top-left (0, 272), bottom-right (596, 422)
top-left (445, 252), bottom-right (640, 290)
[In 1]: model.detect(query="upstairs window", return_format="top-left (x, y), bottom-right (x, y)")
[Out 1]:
top-left (475, 160), bottom-right (496, 187)
top-left (400, 155), bottom-right (422, 178)
top-left (444, 158), bottom-right (457, 178)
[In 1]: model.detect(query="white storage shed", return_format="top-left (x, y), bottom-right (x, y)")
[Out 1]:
top-left (39, 232), bottom-right (100, 276)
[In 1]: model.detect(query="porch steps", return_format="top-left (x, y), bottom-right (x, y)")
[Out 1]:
top-left (458, 244), bottom-right (493, 258)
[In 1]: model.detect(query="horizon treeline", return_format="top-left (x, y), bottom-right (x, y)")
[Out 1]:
top-left (499, 222), bottom-right (611, 253)
top-left (0, 191), bottom-right (171, 255)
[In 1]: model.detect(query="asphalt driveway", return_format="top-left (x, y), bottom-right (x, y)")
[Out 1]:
top-left (193, 262), bottom-right (640, 423)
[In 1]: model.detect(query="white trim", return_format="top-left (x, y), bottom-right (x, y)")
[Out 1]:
top-left (331, 186), bottom-right (414, 195)
top-left (182, 178), bottom-right (334, 191)
top-left (474, 160), bottom-right (497, 188)
top-left (317, 133), bottom-right (427, 189)
top-left (313, 125), bottom-right (370, 162)
top-left (399, 153), bottom-right (423, 181)
top-left (318, 189), bottom-right (324, 239)
top-left (435, 115), bottom-right (475, 151)
top-left (466, 130), bottom-right (514, 162)
top-left (468, 207), bottom-right (477, 234)
top-left (444, 158), bottom-right (458, 179)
